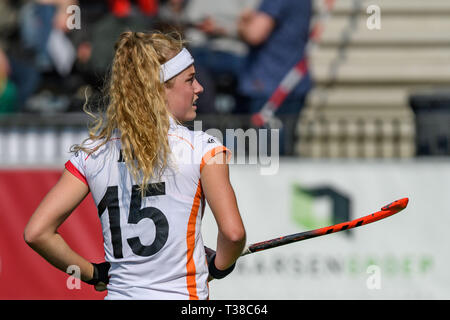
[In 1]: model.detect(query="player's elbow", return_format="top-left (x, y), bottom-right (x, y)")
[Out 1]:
top-left (23, 222), bottom-right (49, 247)
top-left (233, 228), bottom-right (246, 245)
top-left (223, 226), bottom-right (246, 247)
top-left (24, 226), bottom-right (39, 246)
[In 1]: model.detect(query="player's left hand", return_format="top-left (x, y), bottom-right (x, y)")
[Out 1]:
top-left (84, 261), bottom-right (111, 290)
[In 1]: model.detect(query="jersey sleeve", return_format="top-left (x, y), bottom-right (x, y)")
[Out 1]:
top-left (65, 150), bottom-right (89, 186)
top-left (195, 132), bottom-right (232, 173)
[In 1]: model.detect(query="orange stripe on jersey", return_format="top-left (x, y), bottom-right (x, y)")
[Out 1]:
top-left (186, 180), bottom-right (203, 299)
top-left (200, 146), bottom-right (231, 172)
top-left (168, 134), bottom-right (195, 150)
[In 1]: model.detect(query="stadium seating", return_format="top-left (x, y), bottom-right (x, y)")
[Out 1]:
top-left (296, 0), bottom-right (450, 158)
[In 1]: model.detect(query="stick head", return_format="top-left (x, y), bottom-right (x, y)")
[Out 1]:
top-left (381, 198), bottom-right (409, 212)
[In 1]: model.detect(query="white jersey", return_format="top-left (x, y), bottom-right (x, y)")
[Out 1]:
top-left (65, 119), bottom-right (230, 300)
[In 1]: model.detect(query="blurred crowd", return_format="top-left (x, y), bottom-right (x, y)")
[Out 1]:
top-left (0, 0), bottom-right (312, 136)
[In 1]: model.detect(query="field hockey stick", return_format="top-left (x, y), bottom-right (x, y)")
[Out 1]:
top-left (240, 197), bottom-right (408, 257)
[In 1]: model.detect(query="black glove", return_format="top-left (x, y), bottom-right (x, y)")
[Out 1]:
top-left (206, 251), bottom-right (236, 280)
top-left (84, 262), bottom-right (110, 286)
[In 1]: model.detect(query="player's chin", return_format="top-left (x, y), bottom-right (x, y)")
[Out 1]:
top-left (186, 106), bottom-right (197, 121)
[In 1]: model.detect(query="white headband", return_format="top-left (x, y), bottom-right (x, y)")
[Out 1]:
top-left (160, 48), bottom-right (194, 82)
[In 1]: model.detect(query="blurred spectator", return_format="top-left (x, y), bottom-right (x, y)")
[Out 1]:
top-left (0, 0), bottom-right (41, 113)
top-left (35, 0), bottom-right (159, 112)
top-left (181, 0), bottom-right (260, 114)
top-left (237, 0), bottom-right (313, 155)
top-left (20, 1), bottom-right (80, 72)
top-left (156, 0), bottom-right (187, 33)
top-left (72, 1), bottom-right (157, 90)
top-left (0, 1), bottom-right (17, 113)
top-left (16, 0), bottom-right (81, 112)
top-left (0, 48), bottom-right (17, 113)
top-left (20, 0), bottom-right (57, 71)
top-left (67, 1), bottom-right (108, 84)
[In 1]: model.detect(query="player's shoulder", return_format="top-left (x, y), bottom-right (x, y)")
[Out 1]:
top-left (167, 119), bottom-right (224, 153)
top-left (76, 135), bottom-right (121, 161)
top-left (191, 128), bottom-right (223, 151)
top-left (168, 121), bottom-right (196, 150)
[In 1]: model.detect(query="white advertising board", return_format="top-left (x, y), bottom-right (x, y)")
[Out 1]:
top-left (201, 159), bottom-right (450, 299)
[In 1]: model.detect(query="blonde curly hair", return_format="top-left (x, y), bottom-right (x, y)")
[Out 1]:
top-left (72, 30), bottom-right (185, 196)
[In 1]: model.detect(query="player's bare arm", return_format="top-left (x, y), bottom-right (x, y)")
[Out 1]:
top-left (201, 152), bottom-right (246, 271)
top-left (23, 169), bottom-right (94, 282)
